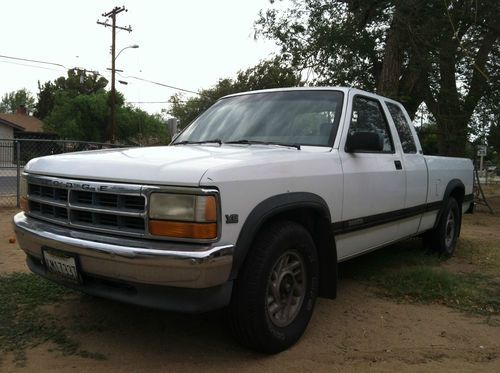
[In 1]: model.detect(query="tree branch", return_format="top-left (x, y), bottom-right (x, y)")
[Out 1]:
top-left (463, 26), bottom-right (499, 117)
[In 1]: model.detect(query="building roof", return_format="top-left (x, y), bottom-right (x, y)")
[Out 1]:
top-left (0, 113), bottom-right (44, 133)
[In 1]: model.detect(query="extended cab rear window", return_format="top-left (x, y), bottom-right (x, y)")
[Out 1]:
top-left (386, 102), bottom-right (417, 154)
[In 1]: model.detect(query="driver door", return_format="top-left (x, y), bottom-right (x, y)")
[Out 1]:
top-left (336, 92), bottom-right (406, 260)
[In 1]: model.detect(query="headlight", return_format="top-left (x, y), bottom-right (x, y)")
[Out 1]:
top-left (148, 193), bottom-right (218, 239)
top-left (20, 175), bottom-right (28, 212)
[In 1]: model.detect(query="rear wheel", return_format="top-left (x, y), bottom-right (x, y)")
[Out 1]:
top-left (230, 221), bottom-right (319, 353)
top-left (425, 197), bottom-right (461, 257)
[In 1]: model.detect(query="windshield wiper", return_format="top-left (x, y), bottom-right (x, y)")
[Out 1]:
top-left (173, 139), bottom-right (222, 146)
top-left (226, 139), bottom-right (301, 150)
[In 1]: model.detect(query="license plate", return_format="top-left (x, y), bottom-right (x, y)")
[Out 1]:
top-left (42, 248), bottom-right (81, 283)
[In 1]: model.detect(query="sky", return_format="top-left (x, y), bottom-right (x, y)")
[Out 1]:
top-left (0, 0), bottom-right (281, 114)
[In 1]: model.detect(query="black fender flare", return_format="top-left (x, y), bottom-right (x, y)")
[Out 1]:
top-left (230, 192), bottom-right (337, 298)
top-left (433, 178), bottom-right (465, 230)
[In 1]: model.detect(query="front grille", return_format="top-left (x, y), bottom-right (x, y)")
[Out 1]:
top-left (26, 176), bottom-right (146, 237)
top-left (70, 190), bottom-right (144, 212)
top-left (29, 184), bottom-right (68, 201)
top-left (29, 200), bottom-right (69, 220)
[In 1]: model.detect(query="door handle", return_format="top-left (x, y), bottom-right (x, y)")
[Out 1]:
top-left (394, 160), bottom-right (403, 170)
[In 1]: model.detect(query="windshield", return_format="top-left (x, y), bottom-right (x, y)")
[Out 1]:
top-left (173, 90), bottom-right (344, 147)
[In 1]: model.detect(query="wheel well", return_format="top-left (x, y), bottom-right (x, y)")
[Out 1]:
top-left (449, 187), bottom-right (465, 236)
top-left (449, 187), bottom-right (465, 207)
top-left (262, 208), bottom-right (337, 299)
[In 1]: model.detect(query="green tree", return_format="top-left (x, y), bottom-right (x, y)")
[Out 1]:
top-left (36, 69), bottom-right (167, 144)
top-left (168, 58), bottom-right (302, 128)
top-left (416, 123), bottom-right (440, 156)
top-left (484, 91), bottom-right (500, 165)
top-left (35, 69), bottom-right (108, 120)
top-left (488, 123), bottom-right (500, 165)
top-left (34, 81), bottom-right (56, 120)
top-left (44, 91), bottom-right (110, 141)
top-left (44, 90), bottom-right (167, 144)
top-left (117, 107), bottom-right (168, 145)
top-left (256, 0), bottom-right (500, 156)
top-left (0, 88), bottom-right (36, 114)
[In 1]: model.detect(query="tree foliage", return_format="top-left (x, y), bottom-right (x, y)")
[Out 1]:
top-left (256, 0), bottom-right (500, 156)
top-left (416, 123), bottom-right (440, 156)
top-left (117, 106), bottom-right (169, 145)
top-left (168, 58), bottom-right (302, 128)
top-left (44, 91), bottom-right (167, 144)
top-left (36, 69), bottom-right (167, 144)
top-left (44, 92), bottom-right (109, 141)
top-left (483, 90), bottom-right (500, 164)
top-left (0, 88), bottom-right (36, 114)
top-left (35, 69), bottom-right (108, 120)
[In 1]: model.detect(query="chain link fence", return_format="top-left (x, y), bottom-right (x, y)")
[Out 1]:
top-left (0, 139), bottom-right (125, 208)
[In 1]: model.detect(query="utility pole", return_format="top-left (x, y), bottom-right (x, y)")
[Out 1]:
top-left (97, 6), bottom-right (132, 143)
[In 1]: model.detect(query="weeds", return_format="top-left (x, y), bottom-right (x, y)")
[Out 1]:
top-left (0, 273), bottom-right (105, 367)
top-left (380, 267), bottom-right (500, 315)
top-left (340, 239), bottom-right (500, 317)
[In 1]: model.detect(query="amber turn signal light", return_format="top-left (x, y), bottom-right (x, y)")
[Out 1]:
top-left (149, 220), bottom-right (217, 239)
top-left (203, 195), bottom-right (217, 222)
top-left (20, 197), bottom-right (29, 212)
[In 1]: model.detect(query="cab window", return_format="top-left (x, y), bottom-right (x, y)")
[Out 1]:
top-left (348, 96), bottom-right (394, 153)
top-left (386, 102), bottom-right (417, 154)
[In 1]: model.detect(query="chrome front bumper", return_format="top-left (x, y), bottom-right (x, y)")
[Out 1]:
top-left (13, 212), bottom-right (234, 289)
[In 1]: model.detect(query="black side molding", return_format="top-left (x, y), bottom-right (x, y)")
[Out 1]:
top-left (463, 194), bottom-right (473, 203)
top-left (331, 191), bottom-right (473, 235)
top-left (464, 193), bottom-right (474, 214)
top-left (332, 200), bottom-right (442, 235)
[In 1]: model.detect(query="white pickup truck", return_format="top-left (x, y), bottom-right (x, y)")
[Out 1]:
top-left (14, 87), bottom-right (474, 353)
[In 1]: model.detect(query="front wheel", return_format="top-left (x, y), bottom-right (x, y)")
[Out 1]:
top-left (230, 221), bottom-right (319, 353)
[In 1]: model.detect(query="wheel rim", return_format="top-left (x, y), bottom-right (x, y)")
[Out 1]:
top-left (266, 250), bottom-right (306, 327)
top-left (444, 209), bottom-right (456, 248)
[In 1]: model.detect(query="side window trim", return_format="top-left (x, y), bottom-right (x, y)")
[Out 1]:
top-left (345, 94), bottom-right (396, 154)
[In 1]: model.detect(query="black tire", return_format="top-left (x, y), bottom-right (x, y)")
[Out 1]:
top-left (424, 197), bottom-right (461, 257)
top-left (230, 220), bottom-right (319, 354)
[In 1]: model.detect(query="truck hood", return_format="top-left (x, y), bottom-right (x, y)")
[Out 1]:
top-left (25, 145), bottom-right (329, 186)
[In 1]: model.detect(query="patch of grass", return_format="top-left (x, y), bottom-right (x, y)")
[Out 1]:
top-left (0, 273), bottom-right (106, 367)
top-left (340, 238), bottom-right (500, 317)
top-left (456, 240), bottom-right (500, 274)
top-left (380, 267), bottom-right (465, 302)
top-left (379, 267), bottom-right (500, 315)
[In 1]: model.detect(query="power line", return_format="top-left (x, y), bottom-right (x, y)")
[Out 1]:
top-left (1, 52), bottom-right (205, 99)
top-left (121, 74), bottom-right (203, 96)
top-left (0, 54), bottom-right (68, 69)
top-left (0, 54), bottom-right (100, 76)
top-left (0, 59), bottom-right (64, 72)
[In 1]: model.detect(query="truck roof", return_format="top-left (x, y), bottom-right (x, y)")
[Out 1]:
top-left (221, 87), bottom-right (404, 107)
top-left (221, 86), bottom-right (352, 99)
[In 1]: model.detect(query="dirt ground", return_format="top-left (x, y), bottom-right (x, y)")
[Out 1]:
top-left (0, 208), bottom-right (27, 275)
top-left (1, 196), bottom-right (500, 372)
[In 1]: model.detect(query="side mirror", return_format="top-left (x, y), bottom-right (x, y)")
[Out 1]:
top-left (345, 131), bottom-right (383, 152)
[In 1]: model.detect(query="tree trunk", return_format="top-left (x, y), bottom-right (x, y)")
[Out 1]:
top-left (435, 116), bottom-right (468, 157)
top-left (377, 32), bottom-right (402, 97)
top-left (376, 6), bottom-right (403, 98)
top-left (427, 25), bottom-right (468, 157)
